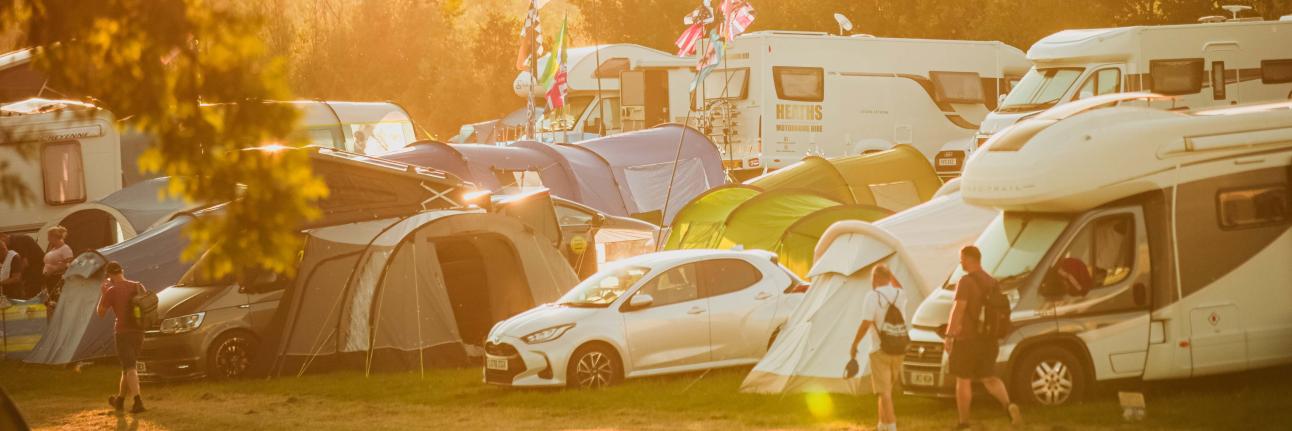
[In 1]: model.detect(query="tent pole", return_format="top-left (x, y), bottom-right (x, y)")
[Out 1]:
top-left (414, 242), bottom-right (425, 379)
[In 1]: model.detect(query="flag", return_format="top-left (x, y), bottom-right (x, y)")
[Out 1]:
top-left (515, 0), bottom-right (545, 71)
top-left (720, 0), bottom-right (755, 42)
top-left (675, 23), bottom-right (705, 56)
top-left (546, 66), bottom-right (569, 109)
top-left (542, 17), bottom-right (569, 109)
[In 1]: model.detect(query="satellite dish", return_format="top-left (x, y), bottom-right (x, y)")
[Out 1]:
top-left (833, 13), bottom-right (854, 35)
top-left (1221, 4), bottom-right (1253, 19)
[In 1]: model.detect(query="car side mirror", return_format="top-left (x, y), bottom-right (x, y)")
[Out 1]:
top-left (626, 293), bottom-right (654, 311)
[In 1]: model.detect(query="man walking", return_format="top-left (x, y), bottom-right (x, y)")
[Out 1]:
top-left (849, 264), bottom-right (907, 431)
top-left (95, 261), bottom-right (147, 414)
top-left (945, 246), bottom-right (1021, 429)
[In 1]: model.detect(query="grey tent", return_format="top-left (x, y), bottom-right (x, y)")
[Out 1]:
top-left (37, 177), bottom-right (201, 252)
top-left (263, 209), bottom-right (578, 376)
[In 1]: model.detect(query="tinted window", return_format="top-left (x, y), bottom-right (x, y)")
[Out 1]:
top-left (1218, 185), bottom-right (1289, 230)
top-left (636, 263), bottom-right (700, 307)
top-left (1149, 58), bottom-right (1204, 95)
top-left (773, 67), bottom-right (824, 102)
top-left (1261, 59), bottom-right (1292, 84)
top-left (699, 258), bottom-right (762, 297)
top-left (42, 141), bottom-right (86, 205)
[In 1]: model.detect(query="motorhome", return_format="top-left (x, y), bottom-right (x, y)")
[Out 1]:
top-left (512, 44), bottom-right (695, 143)
top-left (693, 31), bottom-right (1030, 177)
top-left (903, 97), bottom-right (1292, 406)
top-left (935, 15), bottom-right (1292, 179)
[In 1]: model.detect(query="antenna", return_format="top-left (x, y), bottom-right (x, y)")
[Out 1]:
top-left (833, 13), bottom-right (853, 36)
top-left (1221, 4), bottom-right (1252, 19)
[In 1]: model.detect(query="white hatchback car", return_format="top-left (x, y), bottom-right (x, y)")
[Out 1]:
top-left (483, 249), bottom-right (806, 388)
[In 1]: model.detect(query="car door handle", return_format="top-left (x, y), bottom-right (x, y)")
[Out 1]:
top-left (754, 292), bottom-right (772, 300)
top-left (687, 307), bottom-right (706, 315)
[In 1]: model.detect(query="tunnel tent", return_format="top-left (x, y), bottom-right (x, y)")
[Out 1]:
top-left (749, 156), bottom-right (854, 204)
top-left (573, 124), bottom-right (726, 224)
top-left (36, 177), bottom-right (201, 252)
top-left (715, 189), bottom-right (843, 251)
top-left (740, 191), bottom-right (997, 395)
top-left (663, 185), bottom-right (762, 250)
top-left (263, 209), bottom-right (578, 376)
top-left (825, 145), bottom-right (942, 212)
top-left (776, 205), bottom-right (893, 278)
top-left (384, 141), bottom-right (580, 200)
top-left (25, 214), bottom-right (200, 365)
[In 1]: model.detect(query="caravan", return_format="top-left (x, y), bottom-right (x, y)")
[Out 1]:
top-left (694, 31), bottom-right (1030, 177)
top-left (935, 15), bottom-right (1292, 178)
top-left (903, 98), bottom-right (1292, 406)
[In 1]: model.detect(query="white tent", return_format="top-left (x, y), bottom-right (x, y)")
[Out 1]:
top-left (740, 191), bottom-right (995, 394)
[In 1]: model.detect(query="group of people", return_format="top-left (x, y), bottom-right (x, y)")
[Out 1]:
top-left (847, 246), bottom-right (1024, 431)
top-left (0, 227), bottom-right (75, 312)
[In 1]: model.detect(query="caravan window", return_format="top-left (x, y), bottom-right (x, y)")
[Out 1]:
top-left (999, 67), bottom-right (1083, 112)
top-left (1149, 58), bottom-right (1204, 96)
top-left (701, 68), bottom-right (750, 101)
top-left (41, 141), bottom-right (86, 205)
top-left (930, 71), bottom-right (984, 104)
top-left (1217, 185), bottom-right (1289, 230)
top-left (773, 67), bottom-right (824, 102)
top-left (1261, 59), bottom-right (1292, 84)
top-left (1076, 68), bottom-right (1122, 100)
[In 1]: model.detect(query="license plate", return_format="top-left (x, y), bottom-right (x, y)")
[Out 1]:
top-left (485, 357), bottom-right (509, 371)
top-left (937, 158), bottom-right (958, 167)
top-left (909, 371), bottom-right (935, 386)
top-left (136, 361), bottom-right (147, 373)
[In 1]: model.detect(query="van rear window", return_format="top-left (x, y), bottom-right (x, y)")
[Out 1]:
top-left (1262, 59), bottom-right (1292, 84)
top-left (1149, 58), bottom-right (1204, 96)
top-left (1217, 184), bottom-right (1289, 230)
top-left (773, 67), bottom-right (824, 102)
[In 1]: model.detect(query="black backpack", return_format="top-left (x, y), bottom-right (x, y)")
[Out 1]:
top-left (876, 291), bottom-right (910, 355)
top-left (973, 272), bottom-right (1012, 340)
top-left (129, 283), bottom-right (159, 330)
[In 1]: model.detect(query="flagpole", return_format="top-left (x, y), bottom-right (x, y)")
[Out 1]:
top-left (527, 2), bottom-right (538, 141)
top-left (592, 0), bottom-right (607, 137)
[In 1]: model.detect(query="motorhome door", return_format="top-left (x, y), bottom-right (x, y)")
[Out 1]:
top-left (619, 70), bottom-right (670, 132)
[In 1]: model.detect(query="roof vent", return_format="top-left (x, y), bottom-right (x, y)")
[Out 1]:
top-left (1198, 15), bottom-right (1227, 23)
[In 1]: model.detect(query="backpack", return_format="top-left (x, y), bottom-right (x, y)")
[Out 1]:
top-left (876, 291), bottom-right (910, 355)
top-left (972, 272), bottom-right (1012, 340)
top-left (129, 283), bottom-right (159, 330)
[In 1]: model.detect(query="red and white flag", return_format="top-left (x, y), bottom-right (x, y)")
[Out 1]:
top-left (675, 22), bottom-right (705, 57)
top-left (720, 0), bottom-right (755, 42)
top-left (545, 67), bottom-right (568, 109)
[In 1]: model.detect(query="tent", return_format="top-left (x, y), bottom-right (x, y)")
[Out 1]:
top-left (573, 124), bottom-right (726, 224)
top-left (740, 191), bottom-right (996, 394)
top-left (36, 177), bottom-right (201, 252)
top-left (262, 209), bottom-right (578, 376)
top-left (24, 213), bottom-right (201, 364)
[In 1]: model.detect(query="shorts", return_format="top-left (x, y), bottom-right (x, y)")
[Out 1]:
top-left (948, 337), bottom-right (999, 379)
top-left (115, 332), bottom-right (144, 371)
top-left (869, 351), bottom-right (903, 393)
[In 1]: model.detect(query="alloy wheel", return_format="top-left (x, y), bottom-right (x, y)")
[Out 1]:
top-left (213, 336), bottom-right (252, 378)
top-left (574, 351), bottom-right (613, 389)
top-left (1030, 359), bottom-right (1074, 405)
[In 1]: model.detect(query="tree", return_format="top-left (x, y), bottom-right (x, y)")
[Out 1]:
top-left (0, 0), bottom-right (328, 278)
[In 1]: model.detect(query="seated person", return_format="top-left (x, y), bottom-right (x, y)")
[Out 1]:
top-left (1055, 257), bottom-right (1094, 297)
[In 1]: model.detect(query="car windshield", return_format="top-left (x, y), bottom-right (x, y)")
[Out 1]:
top-left (176, 249), bottom-right (233, 287)
top-left (945, 212), bottom-right (1070, 293)
top-left (998, 67), bottom-right (1084, 112)
top-left (556, 265), bottom-right (650, 307)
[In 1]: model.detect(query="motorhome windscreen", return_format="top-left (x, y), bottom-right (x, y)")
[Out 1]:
top-left (944, 212), bottom-right (1069, 292)
top-left (998, 67), bottom-right (1083, 112)
top-left (703, 68), bottom-right (750, 101)
top-left (543, 95), bottom-right (595, 131)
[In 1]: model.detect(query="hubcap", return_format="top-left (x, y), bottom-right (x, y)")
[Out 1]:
top-left (214, 337), bottom-right (251, 378)
top-left (575, 352), bottom-right (613, 389)
top-left (1030, 359), bottom-right (1074, 405)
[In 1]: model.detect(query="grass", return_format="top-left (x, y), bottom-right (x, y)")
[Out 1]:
top-left (2, 361), bottom-right (1291, 430)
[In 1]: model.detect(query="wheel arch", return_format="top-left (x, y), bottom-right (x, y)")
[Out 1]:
top-left (1005, 334), bottom-right (1096, 386)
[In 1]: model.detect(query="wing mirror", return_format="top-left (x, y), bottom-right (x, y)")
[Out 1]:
top-left (625, 293), bottom-right (654, 310)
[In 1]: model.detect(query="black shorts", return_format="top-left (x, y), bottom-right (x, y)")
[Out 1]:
top-left (948, 337), bottom-right (999, 379)
top-left (115, 332), bottom-right (144, 371)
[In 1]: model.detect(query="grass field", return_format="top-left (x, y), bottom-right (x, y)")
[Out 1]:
top-left (2, 361), bottom-right (1291, 430)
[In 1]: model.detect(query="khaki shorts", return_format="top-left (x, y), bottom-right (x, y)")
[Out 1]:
top-left (869, 351), bottom-right (904, 394)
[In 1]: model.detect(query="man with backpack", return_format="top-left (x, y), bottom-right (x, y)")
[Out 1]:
top-left (94, 261), bottom-right (153, 414)
top-left (848, 264), bottom-right (908, 431)
top-left (945, 246), bottom-right (1022, 430)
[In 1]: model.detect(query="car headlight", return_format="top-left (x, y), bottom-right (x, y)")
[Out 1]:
top-left (521, 323), bottom-right (575, 344)
top-left (159, 312), bottom-right (205, 334)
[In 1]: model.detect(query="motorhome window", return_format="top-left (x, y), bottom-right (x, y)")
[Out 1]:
top-left (698, 258), bottom-right (763, 297)
top-left (294, 128), bottom-right (340, 149)
top-left (1211, 61), bottom-right (1227, 100)
top-left (1217, 185), bottom-right (1289, 229)
top-left (583, 97), bottom-right (622, 134)
top-left (41, 141), bottom-right (86, 205)
top-left (702, 68), bottom-right (750, 101)
top-left (636, 263), bottom-right (700, 307)
top-left (1077, 68), bottom-right (1122, 100)
top-left (345, 122), bottom-right (415, 155)
top-left (1052, 215), bottom-right (1135, 296)
top-left (998, 67), bottom-right (1083, 112)
top-left (1149, 58), bottom-right (1204, 96)
top-left (930, 71), bottom-right (984, 104)
top-left (545, 95), bottom-right (595, 132)
top-left (772, 67), bottom-right (824, 102)
top-left (945, 213), bottom-right (1069, 293)
top-left (1260, 59), bottom-right (1292, 84)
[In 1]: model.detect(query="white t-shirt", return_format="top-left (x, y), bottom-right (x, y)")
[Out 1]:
top-left (860, 284), bottom-right (908, 354)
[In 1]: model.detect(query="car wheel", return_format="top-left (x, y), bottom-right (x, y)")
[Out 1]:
top-left (1011, 345), bottom-right (1087, 406)
top-left (566, 344), bottom-right (621, 389)
top-left (208, 331), bottom-right (257, 380)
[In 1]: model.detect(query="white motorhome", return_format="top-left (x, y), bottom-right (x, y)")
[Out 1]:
top-left (512, 44), bottom-right (694, 143)
top-left (935, 15), bottom-right (1292, 179)
top-left (903, 96), bottom-right (1292, 406)
top-left (693, 31), bottom-right (1029, 177)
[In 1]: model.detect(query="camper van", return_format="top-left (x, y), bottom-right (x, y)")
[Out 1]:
top-left (692, 31), bottom-right (1030, 177)
top-left (934, 16), bottom-right (1292, 179)
top-left (512, 44), bottom-right (695, 143)
top-left (903, 98), bottom-right (1292, 406)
